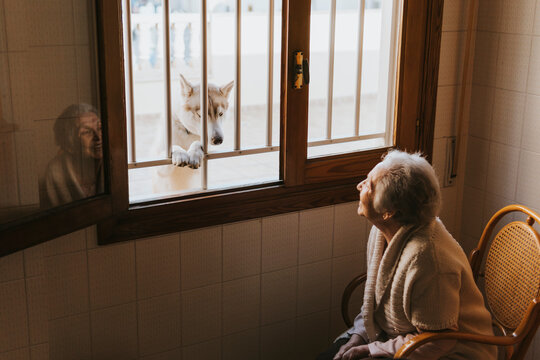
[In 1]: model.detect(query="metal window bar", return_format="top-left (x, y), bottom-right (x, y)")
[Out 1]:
top-left (163, 0), bottom-right (172, 158)
top-left (266, 0), bottom-right (274, 147)
top-left (385, 0), bottom-right (401, 146)
top-left (354, 0), bottom-right (366, 136)
top-left (235, 0), bottom-right (242, 151)
top-left (125, 2), bottom-right (392, 176)
top-left (201, 0), bottom-right (209, 190)
top-left (125, 0), bottom-right (136, 163)
top-left (326, 0), bottom-right (337, 140)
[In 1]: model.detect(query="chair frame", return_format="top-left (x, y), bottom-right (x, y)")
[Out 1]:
top-left (340, 205), bottom-right (540, 360)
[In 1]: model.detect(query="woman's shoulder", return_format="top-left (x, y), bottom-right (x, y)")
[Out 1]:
top-left (405, 219), bottom-right (468, 273)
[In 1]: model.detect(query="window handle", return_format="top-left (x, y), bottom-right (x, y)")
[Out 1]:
top-left (293, 51), bottom-right (309, 89)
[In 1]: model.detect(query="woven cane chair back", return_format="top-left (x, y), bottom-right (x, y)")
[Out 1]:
top-left (484, 221), bottom-right (540, 330)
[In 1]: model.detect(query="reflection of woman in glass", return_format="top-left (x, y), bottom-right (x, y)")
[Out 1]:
top-left (40, 104), bottom-right (104, 208)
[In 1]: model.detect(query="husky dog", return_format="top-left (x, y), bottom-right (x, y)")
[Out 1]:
top-left (153, 74), bottom-right (234, 193)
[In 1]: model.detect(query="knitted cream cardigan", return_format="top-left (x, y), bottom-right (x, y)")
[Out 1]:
top-left (361, 219), bottom-right (497, 359)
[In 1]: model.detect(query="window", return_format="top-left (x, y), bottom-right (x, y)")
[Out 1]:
top-left (0, 0), bottom-right (443, 254)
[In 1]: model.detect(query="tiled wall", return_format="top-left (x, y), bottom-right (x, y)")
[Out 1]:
top-left (2, 0), bottom-right (540, 359)
top-left (460, 0), bottom-right (540, 359)
top-left (0, 204), bottom-right (369, 359)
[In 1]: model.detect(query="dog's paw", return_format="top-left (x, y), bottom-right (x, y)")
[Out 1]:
top-left (172, 148), bottom-right (190, 167)
top-left (187, 141), bottom-right (204, 169)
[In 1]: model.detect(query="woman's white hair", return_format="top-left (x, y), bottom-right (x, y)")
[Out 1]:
top-left (372, 150), bottom-right (441, 225)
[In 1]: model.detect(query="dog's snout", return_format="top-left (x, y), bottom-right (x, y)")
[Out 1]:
top-left (211, 136), bottom-right (223, 145)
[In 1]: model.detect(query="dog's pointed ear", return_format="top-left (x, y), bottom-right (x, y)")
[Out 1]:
top-left (220, 80), bottom-right (234, 98)
top-left (179, 74), bottom-right (193, 97)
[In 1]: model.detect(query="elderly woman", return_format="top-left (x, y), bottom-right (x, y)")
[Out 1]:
top-left (40, 103), bottom-right (103, 208)
top-left (318, 150), bottom-right (496, 360)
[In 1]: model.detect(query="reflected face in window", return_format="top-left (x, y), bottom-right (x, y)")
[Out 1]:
top-left (77, 112), bottom-right (103, 159)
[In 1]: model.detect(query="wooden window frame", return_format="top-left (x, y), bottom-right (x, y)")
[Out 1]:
top-left (0, 0), bottom-right (443, 254)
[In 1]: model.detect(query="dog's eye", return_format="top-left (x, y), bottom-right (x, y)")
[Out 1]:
top-left (219, 112), bottom-right (223, 117)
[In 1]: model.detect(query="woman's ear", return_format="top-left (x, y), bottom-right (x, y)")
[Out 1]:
top-left (382, 212), bottom-right (395, 221)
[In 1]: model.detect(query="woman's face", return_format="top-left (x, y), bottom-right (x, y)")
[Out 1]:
top-left (77, 112), bottom-right (102, 159)
top-left (356, 164), bottom-right (384, 221)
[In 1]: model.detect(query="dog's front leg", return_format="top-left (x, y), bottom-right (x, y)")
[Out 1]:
top-left (172, 145), bottom-right (191, 166)
top-left (186, 141), bottom-right (204, 169)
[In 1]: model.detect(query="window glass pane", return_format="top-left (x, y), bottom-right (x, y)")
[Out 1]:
top-left (307, 0), bottom-right (400, 159)
top-left (126, 0), bottom-right (281, 203)
top-left (0, 0), bottom-right (102, 224)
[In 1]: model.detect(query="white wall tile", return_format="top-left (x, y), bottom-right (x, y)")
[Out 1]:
top-left (490, 89), bottom-right (525, 146)
top-left (438, 31), bottom-right (466, 86)
top-left (473, 31), bottom-right (499, 87)
top-left (440, 186), bottom-right (458, 236)
top-left (333, 202), bottom-right (366, 257)
top-left (45, 251), bottom-right (89, 319)
top-left (30, 0), bottom-right (74, 46)
top-left (464, 136), bottom-right (490, 189)
top-left (91, 302), bottom-right (138, 360)
top-left (442, 0), bottom-right (469, 31)
top-left (181, 226), bottom-right (222, 290)
top-left (482, 193), bottom-right (515, 234)
top-left (49, 313), bottom-right (91, 360)
top-left (13, 130), bottom-right (39, 206)
top-left (75, 45), bottom-right (97, 105)
top-left (0, 1), bottom-right (6, 52)
top-left (137, 293), bottom-right (181, 357)
top-left (73, 0), bottom-right (91, 45)
top-left (297, 260), bottom-right (331, 316)
top-left (469, 85), bottom-right (494, 139)
top-left (181, 284), bottom-right (221, 346)
top-left (3, 0), bottom-right (31, 51)
top-left (29, 344), bottom-right (48, 360)
top-left (27, 47), bottom-right (79, 122)
top-left (223, 219), bottom-right (261, 281)
top-left (0, 280), bottom-right (28, 353)
top-left (88, 242), bottom-right (136, 310)
top-left (136, 234), bottom-right (180, 299)
top-left (499, 0), bottom-right (536, 34)
top-left (0, 54), bottom-right (13, 122)
top-left (331, 254), bottom-right (365, 308)
top-left (298, 206), bottom-right (333, 264)
top-left (222, 328), bottom-right (259, 360)
top-left (8, 52), bottom-right (33, 128)
top-left (260, 320), bottom-right (295, 360)
top-left (261, 267), bottom-right (297, 325)
top-left (0, 348), bottom-right (29, 360)
top-left (485, 142), bottom-right (520, 199)
top-left (434, 86), bottom-right (457, 138)
top-left (476, 0), bottom-right (502, 32)
top-left (330, 306), bottom-right (348, 343)
top-left (0, 251), bottom-right (23, 283)
top-left (222, 275), bottom-right (260, 335)
top-left (461, 186), bottom-right (486, 239)
top-left (140, 348), bottom-right (182, 360)
top-left (534, 0), bottom-right (540, 35)
top-left (43, 228), bottom-right (86, 257)
top-left (261, 213), bottom-right (298, 272)
top-left (522, 94), bottom-right (540, 153)
top-left (182, 338), bottom-right (221, 360)
top-left (23, 243), bottom-right (45, 278)
top-left (527, 36), bottom-right (540, 95)
top-left (25, 277), bottom-right (48, 345)
top-left (295, 311), bottom-right (330, 359)
top-left (516, 150), bottom-right (540, 210)
top-left (496, 34), bottom-right (532, 92)
top-left (431, 137), bottom-right (447, 187)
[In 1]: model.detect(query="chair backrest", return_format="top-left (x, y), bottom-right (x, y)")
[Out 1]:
top-left (469, 205), bottom-right (540, 359)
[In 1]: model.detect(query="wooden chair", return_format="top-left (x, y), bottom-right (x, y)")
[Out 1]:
top-left (341, 205), bottom-right (540, 360)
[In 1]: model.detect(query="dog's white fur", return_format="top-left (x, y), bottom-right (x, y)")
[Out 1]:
top-left (153, 74), bottom-right (234, 193)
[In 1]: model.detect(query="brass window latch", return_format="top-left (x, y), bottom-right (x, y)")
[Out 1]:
top-left (293, 51), bottom-right (309, 89)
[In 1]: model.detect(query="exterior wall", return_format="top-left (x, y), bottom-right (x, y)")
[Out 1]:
top-left (1, 0), bottom-right (540, 359)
